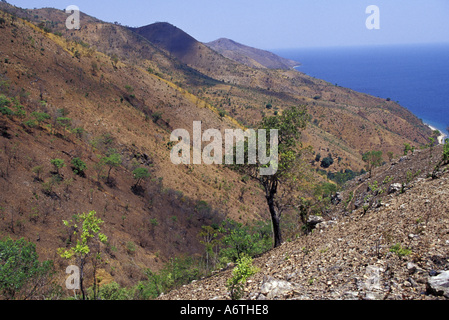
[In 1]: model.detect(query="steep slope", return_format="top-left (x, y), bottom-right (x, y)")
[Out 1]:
top-left (161, 146), bottom-right (449, 300)
top-left (129, 22), bottom-right (199, 63)
top-left (14, 7), bottom-right (433, 170)
top-left (206, 38), bottom-right (300, 70)
top-left (0, 7), bottom-right (268, 291)
top-left (129, 21), bottom-right (432, 170)
top-left (129, 22), bottom-right (256, 85)
top-left (0, 3), bottom-right (440, 298)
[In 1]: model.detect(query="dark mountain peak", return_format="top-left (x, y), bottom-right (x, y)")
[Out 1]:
top-left (130, 22), bottom-right (198, 57)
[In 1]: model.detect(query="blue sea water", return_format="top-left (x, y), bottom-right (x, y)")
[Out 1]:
top-left (274, 43), bottom-right (449, 136)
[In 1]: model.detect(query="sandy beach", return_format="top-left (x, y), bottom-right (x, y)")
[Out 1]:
top-left (426, 124), bottom-right (447, 145)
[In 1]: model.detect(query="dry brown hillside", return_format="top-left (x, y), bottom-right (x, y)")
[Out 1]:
top-left (19, 6), bottom-right (433, 170)
top-left (0, 6), bottom-right (267, 291)
top-left (0, 2), bottom-right (440, 298)
top-left (206, 38), bottom-right (300, 70)
top-left (161, 146), bottom-right (449, 300)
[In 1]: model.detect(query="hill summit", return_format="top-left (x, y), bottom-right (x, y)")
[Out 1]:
top-left (206, 38), bottom-right (300, 70)
top-left (130, 22), bottom-right (199, 61)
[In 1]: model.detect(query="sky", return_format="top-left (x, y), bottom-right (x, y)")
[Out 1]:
top-left (5, 0), bottom-right (449, 49)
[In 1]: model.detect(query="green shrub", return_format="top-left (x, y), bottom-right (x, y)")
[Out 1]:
top-left (0, 237), bottom-right (56, 300)
top-left (226, 254), bottom-right (259, 300)
top-left (71, 157), bottom-right (87, 175)
top-left (0, 96), bottom-right (16, 117)
top-left (442, 138), bottom-right (449, 164)
top-left (23, 119), bottom-right (37, 128)
top-left (0, 94), bottom-right (11, 107)
top-left (219, 219), bottom-right (272, 263)
top-left (95, 282), bottom-right (133, 300)
top-left (403, 143), bottom-right (413, 155)
top-left (0, 105), bottom-right (13, 116)
top-left (31, 111), bottom-right (50, 125)
top-left (320, 156), bottom-right (334, 168)
top-left (432, 138), bottom-right (449, 179)
top-left (135, 257), bottom-right (201, 300)
top-left (218, 110), bottom-right (227, 118)
top-left (132, 167), bottom-right (150, 188)
top-left (151, 112), bottom-right (163, 123)
top-left (389, 243), bottom-right (411, 257)
top-left (72, 127), bottom-right (85, 139)
top-left (56, 117), bottom-right (72, 129)
top-left (50, 158), bottom-right (65, 175)
top-left (102, 152), bottom-right (122, 182)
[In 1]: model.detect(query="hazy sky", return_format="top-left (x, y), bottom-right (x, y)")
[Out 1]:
top-left (6, 0), bottom-right (449, 49)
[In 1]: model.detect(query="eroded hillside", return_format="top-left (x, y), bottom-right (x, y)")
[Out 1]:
top-left (161, 146), bottom-right (449, 300)
top-left (0, 7), bottom-right (267, 290)
top-left (0, 3), bottom-right (440, 297)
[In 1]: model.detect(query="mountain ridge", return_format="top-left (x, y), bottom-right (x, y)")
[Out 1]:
top-left (205, 37), bottom-right (301, 70)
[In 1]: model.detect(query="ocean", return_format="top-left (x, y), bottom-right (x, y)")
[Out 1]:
top-left (274, 43), bottom-right (449, 138)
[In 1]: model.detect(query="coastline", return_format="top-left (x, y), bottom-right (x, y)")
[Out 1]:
top-left (426, 123), bottom-right (447, 144)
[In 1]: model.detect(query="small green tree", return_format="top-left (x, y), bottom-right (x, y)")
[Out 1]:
top-left (0, 237), bottom-right (56, 300)
top-left (102, 152), bottom-right (121, 183)
top-left (50, 158), bottom-right (65, 175)
top-left (432, 138), bottom-right (449, 179)
top-left (72, 127), bottom-right (85, 139)
top-left (226, 254), bottom-right (259, 300)
top-left (151, 112), bottom-right (163, 123)
top-left (362, 150), bottom-right (383, 177)
top-left (320, 156), bottom-right (334, 169)
top-left (198, 225), bottom-right (221, 271)
top-left (58, 210), bottom-right (108, 300)
top-left (132, 167), bottom-right (150, 189)
top-left (32, 165), bottom-right (44, 181)
top-left (403, 143), bottom-right (414, 156)
top-left (71, 157), bottom-right (87, 176)
top-left (232, 105), bottom-right (310, 248)
top-left (219, 219), bottom-right (272, 263)
top-left (0, 95), bottom-right (13, 116)
top-left (96, 282), bottom-right (132, 300)
top-left (56, 117), bottom-right (72, 130)
top-left (31, 111), bottom-right (50, 126)
top-left (93, 157), bottom-right (105, 182)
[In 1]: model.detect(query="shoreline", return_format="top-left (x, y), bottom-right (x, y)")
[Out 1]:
top-left (426, 123), bottom-right (447, 144)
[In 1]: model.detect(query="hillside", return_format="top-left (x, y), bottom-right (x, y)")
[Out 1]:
top-left (161, 146), bottom-right (449, 300)
top-left (129, 21), bottom-right (432, 172)
top-left (0, 2), bottom-right (441, 300)
top-left (206, 38), bottom-right (300, 70)
top-left (14, 7), bottom-right (433, 169)
top-left (0, 5), bottom-right (269, 291)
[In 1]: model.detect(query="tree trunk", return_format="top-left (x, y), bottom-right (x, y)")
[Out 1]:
top-left (267, 195), bottom-right (282, 248)
top-left (107, 166), bottom-right (112, 182)
top-left (80, 263), bottom-right (85, 300)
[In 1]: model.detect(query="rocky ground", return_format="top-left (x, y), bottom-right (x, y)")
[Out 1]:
top-left (160, 146), bottom-right (449, 300)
